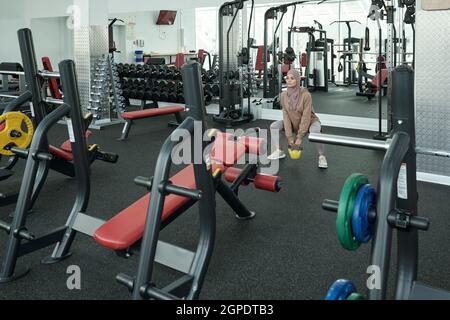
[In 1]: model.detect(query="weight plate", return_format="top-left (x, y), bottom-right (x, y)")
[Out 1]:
top-left (0, 112), bottom-right (34, 156)
top-left (352, 184), bottom-right (376, 243)
top-left (325, 279), bottom-right (357, 300)
top-left (336, 173), bottom-right (368, 250)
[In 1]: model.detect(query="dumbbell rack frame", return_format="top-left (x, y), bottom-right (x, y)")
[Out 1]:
top-left (89, 55), bottom-right (125, 130)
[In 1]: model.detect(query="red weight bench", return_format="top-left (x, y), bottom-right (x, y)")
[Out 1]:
top-left (94, 131), bottom-right (277, 253)
top-left (42, 56), bottom-right (63, 100)
top-left (119, 105), bottom-right (185, 140)
top-left (48, 130), bottom-right (117, 177)
top-left (94, 165), bottom-right (197, 250)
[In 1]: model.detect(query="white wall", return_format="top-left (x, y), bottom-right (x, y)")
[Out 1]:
top-left (111, 9), bottom-right (196, 63)
top-left (0, 19), bottom-right (27, 63)
top-left (0, 0), bottom-right (26, 63)
top-left (30, 17), bottom-right (74, 69)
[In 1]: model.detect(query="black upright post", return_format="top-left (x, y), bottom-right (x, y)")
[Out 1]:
top-left (218, 4), bottom-right (225, 114)
top-left (182, 63), bottom-right (207, 127)
top-left (263, 9), bottom-right (271, 98)
top-left (368, 65), bottom-right (416, 300)
top-left (44, 60), bottom-right (91, 263)
top-left (391, 65), bottom-right (418, 300)
top-left (17, 29), bottom-right (46, 123)
top-left (17, 28), bottom-right (51, 209)
top-left (346, 22), bottom-right (351, 84)
top-left (374, 27), bottom-right (386, 141)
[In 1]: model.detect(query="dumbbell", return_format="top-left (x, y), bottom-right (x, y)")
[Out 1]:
top-left (176, 91), bottom-right (185, 103)
top-left (128, 68), bottom-right (137, 78)
top-left (168, 92), bottom-right (178, 102)
top-left (173, 70), bottom-right (182, 80)
top-left (129, 89), bottom-right (139, 99)
top-left (149, 69), bottom-right (158, 79)
top-left (167, 81), bottom-right (176, 89)
top-left (135, 89), bottom-right (145, 100)
top-left (204, 91), bottom-right (212, 105)
top-left (152, 89), bottom-right (161, 101)
top-left (143, 70), bottom-right (151, 79)
top-left (135, 69), bottom-right (144, 78)
top-left (176, 81), bottom-right (184, 91)
top-left (159, 90), bottom-right (169, 102)
top-left (211, 84), bottom-right (220, 96)
top-left (144, 90), bottom-right (153, 101)
top-left (204, 83), bottom-right (212, 93)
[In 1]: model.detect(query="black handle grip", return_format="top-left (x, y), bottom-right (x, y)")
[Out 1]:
top-left (322, 199), bottom-right (339, 212)
top-left (160, 183), bottom-right (202, 200)
top-left (409, 216), bottom-right (430, 231)
top-left (116, 273), bottom-right (134, 291)
top-left (134, 176), bottom-right (153, 190)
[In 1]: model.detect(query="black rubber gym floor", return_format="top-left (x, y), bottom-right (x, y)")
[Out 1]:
top-left (311, 86), bottom-right (388, 119)
top-left (1, 114), bottom-right (449, 300)
top-left (255, 85), bottom-right (387, 119)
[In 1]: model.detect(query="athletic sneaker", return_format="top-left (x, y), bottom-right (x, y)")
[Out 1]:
top-left (268, 149), bottom-right (286, 160)
top-left (318, 155), bottom-right (328, 169)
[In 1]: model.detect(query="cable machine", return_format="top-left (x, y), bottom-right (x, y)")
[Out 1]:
top-left (331, 20), bottom-right (361, 86)
top-left (213, 0), bottom-right (255, 126)
top-left (288, 25), bottom-right (329, 91)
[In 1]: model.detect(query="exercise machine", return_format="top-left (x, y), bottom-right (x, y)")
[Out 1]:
top-left (0, 29), bottom-right (118, 209)
top-left (263, 1), bottom-right (308, 99)
top-left (288, 25), bottom-right (329, 91)
top-left (0, 52), bottom-right (281, 301)
top-left (213, 0), bottom-right (255, 126)
top-left (331, 20), bottom-right (361, 86)
top-left (311, 65), bottom-right (450, 300)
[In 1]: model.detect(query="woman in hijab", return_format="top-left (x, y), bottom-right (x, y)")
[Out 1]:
top-left (268, 69), bottom-right (328, 169)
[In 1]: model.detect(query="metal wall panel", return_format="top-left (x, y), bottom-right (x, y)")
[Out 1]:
top-left (415, 10), bottom-right (450, 176)
top-left (89, 26), bottom-right (110, 121)
top-left (74, 26), bottom-right (91, 113)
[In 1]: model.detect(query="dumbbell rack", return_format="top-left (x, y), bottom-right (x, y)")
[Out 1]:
top-left (88, 55), bottom-right (125, 130)
top-left (117, 64), bottom-right (219, 108)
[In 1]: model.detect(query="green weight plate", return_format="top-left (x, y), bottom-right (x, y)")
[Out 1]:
top-left (336, 173), bottom-right (368, 250)
top-left (347, 293), bottom-right (365, 300)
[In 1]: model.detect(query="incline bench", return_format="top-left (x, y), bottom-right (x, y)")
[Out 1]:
top-left (119, 105), bottom-right (185, 140)
top-left (94, 130), bottom-right (278, 253)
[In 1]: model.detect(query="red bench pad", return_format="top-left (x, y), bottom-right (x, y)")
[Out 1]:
top-left (210, 133), bottom-right (247, 167)
top-left (49, 145), bottom-right (74, 161)
top-left (60, 130), bottom-right (93, 153)
top-left (121, 106), bottom-right (184, 120)
top-left (93, 165), bottom-right (196, 250)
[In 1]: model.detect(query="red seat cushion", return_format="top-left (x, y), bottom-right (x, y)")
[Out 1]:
top-left (49, 145), bottom-right (73, 161)
top-left (121, 106), bottom-right (184, 120)
top-left (239, 136), bottom-right (266, 155)
top-left (60, 130), bottom-right (92, 153)
top-left (94, 165), bottom-right (196, 250)
top-left (370, 69), bottom-right (389, 89)
top-left (210, 133), bottom-right (247, 167)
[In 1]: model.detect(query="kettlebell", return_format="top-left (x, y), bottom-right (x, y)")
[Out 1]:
top-left (288, 145), bottom-right (303, 160)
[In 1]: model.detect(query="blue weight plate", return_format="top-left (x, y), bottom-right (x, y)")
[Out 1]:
top-left (352, 184), bottom-right (376, 243)
top-left (325, 279), bottom-right (357, 300)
